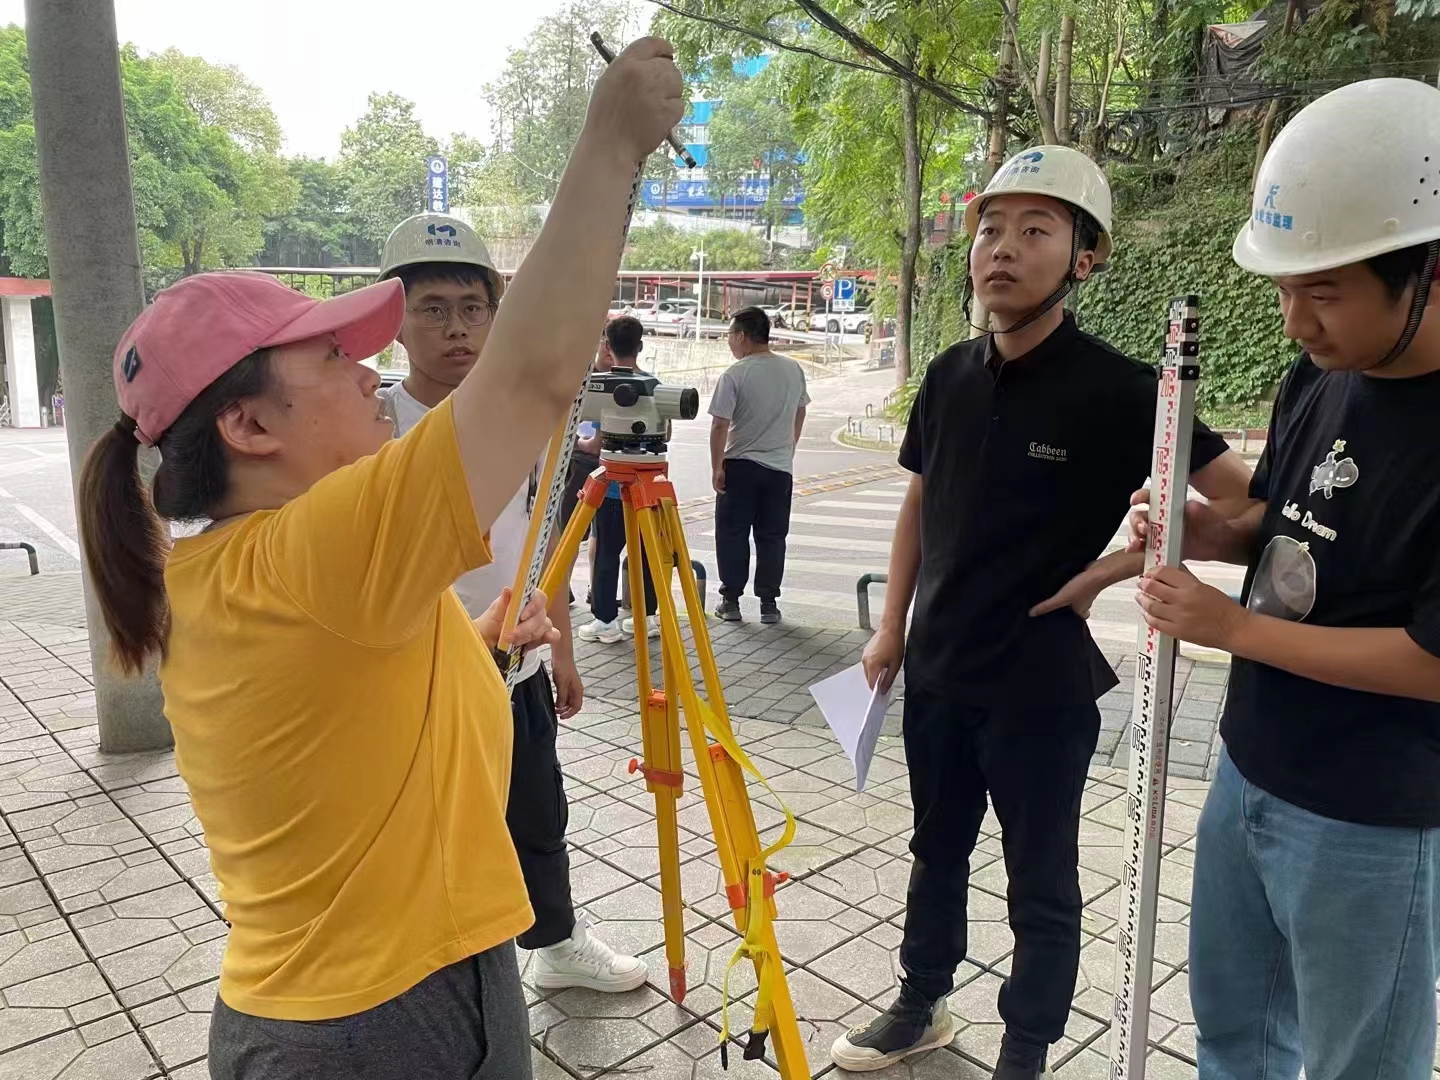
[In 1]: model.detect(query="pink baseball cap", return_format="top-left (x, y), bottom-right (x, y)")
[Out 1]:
top-left (114, 271), bottom-right (405, 446)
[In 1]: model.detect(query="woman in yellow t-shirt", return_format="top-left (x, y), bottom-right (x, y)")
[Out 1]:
top-left (72, 41), bottom-right (683, 1080)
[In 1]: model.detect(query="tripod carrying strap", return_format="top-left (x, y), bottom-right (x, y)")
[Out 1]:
top-left (699, 697), bottom-right (797, 1065)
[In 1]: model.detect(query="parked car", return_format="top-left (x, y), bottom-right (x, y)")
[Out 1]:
top-left (810, 308), bottom-right (872, 335)
top-left (773, 303), bottom-right (810, 329)
top-left (628, 300), bottom-right (659, 330)
top-left (758, 302), bottom-right (809, 329)
top-left (650, 298), bottom-right (700, 336)
top-left (606, 300), bottom-right (631, 320)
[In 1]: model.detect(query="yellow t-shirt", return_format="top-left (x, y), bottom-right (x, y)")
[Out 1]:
top-left (161, 398), bottom-right (533, 1021)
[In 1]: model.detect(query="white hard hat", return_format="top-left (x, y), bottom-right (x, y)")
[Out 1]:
top-left (378, 212), bottom-right (505, 300)
top-left (1235, 78), bottom-right (1440, 277)
top-left (965, 145), bottom-right (1114, 266)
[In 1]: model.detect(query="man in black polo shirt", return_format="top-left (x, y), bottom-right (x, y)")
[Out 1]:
top-left (831, 146), bottom-right (1250, 1075)
top-left (1132, 79), bottom-right (1440, 1080)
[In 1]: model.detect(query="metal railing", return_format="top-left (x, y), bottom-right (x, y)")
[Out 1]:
top-left (0, 542), bottom-right (39, 575)
top-left (856, 572), bottom-right (887, 630)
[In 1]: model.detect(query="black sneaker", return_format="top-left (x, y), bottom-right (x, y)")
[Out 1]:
top-left (830, 985), bottom-right (953, 1071)
top-left (714, 597), bottom-right (742, 622)
top-left (993, 1061), bottom-right (1054, 1080)
top-left (993, 1036), bottom-right (1053, 1080)
top-left (760, 601), bottom-right (781, 625)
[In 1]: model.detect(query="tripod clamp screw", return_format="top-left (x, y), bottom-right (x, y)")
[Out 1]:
top-left (629, 758), bottom-right (684, 790)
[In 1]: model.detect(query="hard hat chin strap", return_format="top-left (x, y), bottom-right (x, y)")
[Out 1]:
top-left (1371, 240), bottom-right (1440, 370)
top-left (963, 208), bottom-right (1083, 338)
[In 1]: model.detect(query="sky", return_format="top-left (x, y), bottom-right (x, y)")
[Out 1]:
top-left (0, 0), bottom-right (652, 159)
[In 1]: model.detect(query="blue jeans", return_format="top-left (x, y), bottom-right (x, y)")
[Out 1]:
top-left (1191, 747), bottom-right (1440, 1080)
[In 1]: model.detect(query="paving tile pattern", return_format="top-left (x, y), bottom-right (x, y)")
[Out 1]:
top-left (0, 598), bottom-right (1403, 1079)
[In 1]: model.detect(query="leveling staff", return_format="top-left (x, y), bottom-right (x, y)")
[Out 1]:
top-left (74, 40), bottom-right (681, 1080)
top-left (1133, 78), bottom-right (1440, 1080)
top-left (379, 212), bottom-right (647, 994)
top-left (834, 145), bottom-right (1251, 1075)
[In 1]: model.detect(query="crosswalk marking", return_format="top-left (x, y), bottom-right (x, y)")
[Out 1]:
top-left (810, 499), bottom-right (906, 512)
top-left (835, 489), bottom-right (906, 500)
top-left (699, 531), bottom-right (894, 555)
top-left (789, 512), bottom-right (898, 530)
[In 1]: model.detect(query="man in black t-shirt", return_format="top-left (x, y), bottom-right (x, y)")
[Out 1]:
top-left (830, 147), bottom-right (1251, 1076)
top-left (1131, 80), bottom-right (1440, 1080)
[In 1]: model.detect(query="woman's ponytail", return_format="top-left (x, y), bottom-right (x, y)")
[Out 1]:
top-left (77, 417), bottom-right (170, 675)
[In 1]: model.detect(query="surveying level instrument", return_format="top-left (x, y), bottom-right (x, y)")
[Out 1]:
top-left (531, 406), bottom-right (809, 1076)
top-left (1109, 295), bottom-right (1201, 1080)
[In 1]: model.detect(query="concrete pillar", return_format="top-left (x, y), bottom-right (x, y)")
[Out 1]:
top-left (2, 297), bottom-right (42, 427)
top-left (25, 0), bottom-right (170, 752)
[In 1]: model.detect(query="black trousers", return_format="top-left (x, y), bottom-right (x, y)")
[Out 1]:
top-left (590, 497), bottom-right (656, 625)
top-left (899, 681), bottom-right (1101, 1061)
top-left (714, 458), bottom-right (793, 602)
top-left (507, 667), bottom-right (576, 951)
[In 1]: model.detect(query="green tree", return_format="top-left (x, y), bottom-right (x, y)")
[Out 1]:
top-left (483, 1), bottom-right (644, 203)
top-left (121, 47), bottom-right (296, 275)
top-left (0, 28), bottom-right (295, 278)
top-left (261, 156), bottom-right (374, 266)
top-left (696, 228), bottom-right (766, 269)
top-left (449, 137), bottom-right (544, 247)
top-left (703, 63), bottom-right (804, 236)
top-left (622, 221), bottom-right (767, 270)
top-left (659, 2), bottom-right (994, 381)
top-left (336, 92), bottom-right (438, 247)
top-left (622, 220), bottom-right (694, 269)
top-left (150, 47), bottom-right (284, 153)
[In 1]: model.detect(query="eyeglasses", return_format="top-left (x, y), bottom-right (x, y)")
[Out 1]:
top-left (409, 301), bottom-right (496, 330)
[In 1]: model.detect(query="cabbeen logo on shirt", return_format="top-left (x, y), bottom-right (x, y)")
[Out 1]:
top-left (1028, 441), bottom-right (1068, 463)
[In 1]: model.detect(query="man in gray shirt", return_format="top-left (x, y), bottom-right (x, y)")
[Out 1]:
top-left (709, 306), bottom-right (810, 624)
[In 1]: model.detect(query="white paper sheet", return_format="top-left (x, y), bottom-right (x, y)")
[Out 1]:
top-left (808, 663), bottom-right (891, 792)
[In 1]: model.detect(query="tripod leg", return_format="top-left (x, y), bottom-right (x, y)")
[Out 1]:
top-left (636, 506), bottom-right (809, 1080)
top-left (537, 480), bottom-right (602, 609)
top-left (623, 499), bottom-right (688, 1003)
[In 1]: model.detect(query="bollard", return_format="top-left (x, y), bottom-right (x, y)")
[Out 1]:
top-left (0, 542), bottom-right (39, 576)
top-left (856, 572), bottom-right (888, 630)
top-left (623, 555), bottom-right (706, 611)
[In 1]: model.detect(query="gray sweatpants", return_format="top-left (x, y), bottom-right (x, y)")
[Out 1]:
top-left (208, 941), bottom-right (532, 1080)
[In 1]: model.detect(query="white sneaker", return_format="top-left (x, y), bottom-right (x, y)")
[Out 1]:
top-left (621, 615), bottom-right (661, 639)
top-left (578, 619), bottom-right (624, 644)
top-left (531, 920), bottom-right (648, 992)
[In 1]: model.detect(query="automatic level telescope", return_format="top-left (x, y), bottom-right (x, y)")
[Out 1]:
top-left (584, 366), bottom-right (699, 457)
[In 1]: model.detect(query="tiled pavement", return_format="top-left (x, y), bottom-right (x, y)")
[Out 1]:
top-left (0, 571), bottom-right (1409, 1080)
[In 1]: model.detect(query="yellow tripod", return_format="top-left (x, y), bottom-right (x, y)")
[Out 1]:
top-left (537, 454), bottom-right (809, 1077)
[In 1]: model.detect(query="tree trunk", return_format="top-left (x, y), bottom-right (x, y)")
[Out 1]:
top-left (1088, 19), bottom-right (1126, 158)
top-left (1055, 15), bottom-right (1074, 145)
top-left (1253, 0), bottom-right (1300, 182)
top-left (1037, 29), bottom-right (1052, 116)
top-left (1004, 0), bottom-right (1059, 146)
top-left (1140, 0), bottom-right (1171, 160)
top-left (973, 19), bottom-right (1018, 338)
top-left (896, 76), bottom-right (922, 384)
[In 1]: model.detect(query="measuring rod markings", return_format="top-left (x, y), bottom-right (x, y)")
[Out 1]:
top-left (1110, 295), bottom-right (1201, 1080)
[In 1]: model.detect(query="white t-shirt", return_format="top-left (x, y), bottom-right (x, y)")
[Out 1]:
top-left (381, 382), bottom-right (542, 682)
